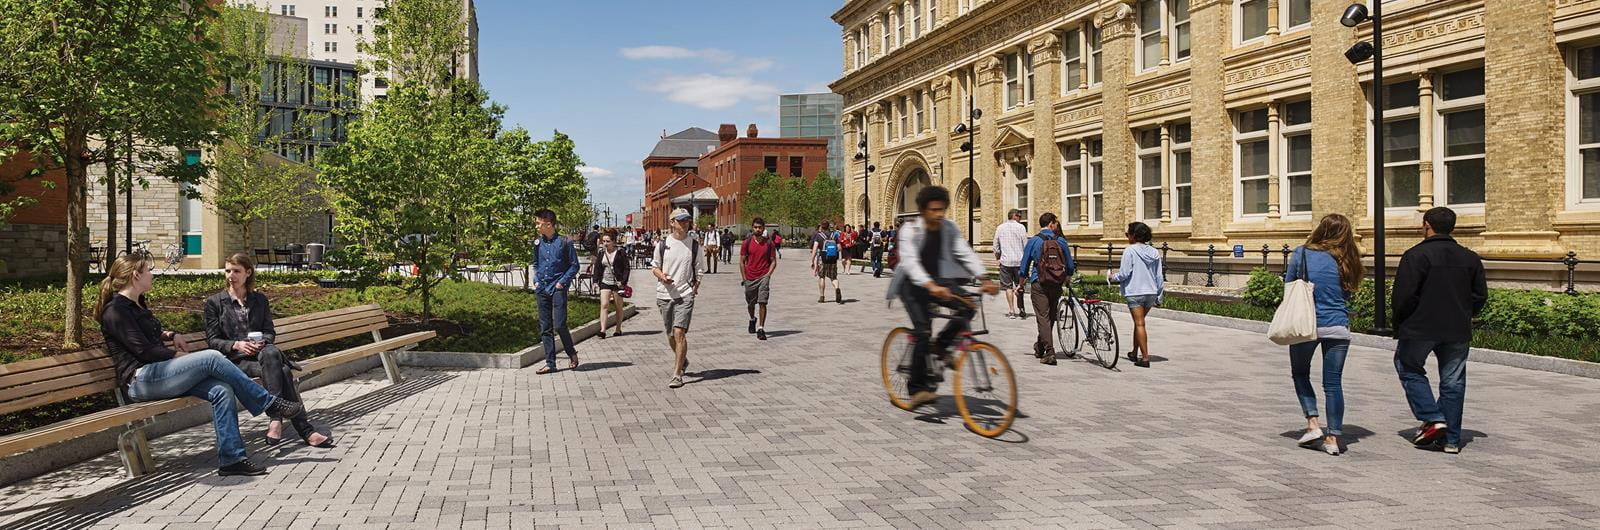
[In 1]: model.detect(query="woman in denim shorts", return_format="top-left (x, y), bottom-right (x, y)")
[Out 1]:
top-left (1111, 222), bottom-right (1164, 368)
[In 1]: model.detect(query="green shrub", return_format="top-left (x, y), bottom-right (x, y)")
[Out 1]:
top-left (1242, 267), bottom-right (1284, 308)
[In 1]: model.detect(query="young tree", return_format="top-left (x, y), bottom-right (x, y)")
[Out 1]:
top-left (482, 128), bottom-right (587, 290)
top-left (740, 170), bottom-right (781, 225)
top-left (206, 5), bottom-right (331, 249)
top-left (808, 171), bottom-right (845, 226)
top-left (0, 0), bottom-right (223, 347)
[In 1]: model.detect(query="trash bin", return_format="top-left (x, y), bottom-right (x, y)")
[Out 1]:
top-left (305, 243), bottom-right (326, 269)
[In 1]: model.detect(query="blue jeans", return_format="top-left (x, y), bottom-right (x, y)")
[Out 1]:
top-left (126, 350), bottom-right (275, 466)
top-left (1395, 340), bottom-right (1470, 445)
top-left (1289, 338), bottom-right (1350, 436)
top-left (538, 288), bottom-right (576, 368)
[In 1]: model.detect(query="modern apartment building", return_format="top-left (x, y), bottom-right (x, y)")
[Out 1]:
top-left (779, 93), bottom-right (846, 181)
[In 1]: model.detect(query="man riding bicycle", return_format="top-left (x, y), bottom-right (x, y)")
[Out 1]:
top-left (887, 185), bottom-right (999, 409)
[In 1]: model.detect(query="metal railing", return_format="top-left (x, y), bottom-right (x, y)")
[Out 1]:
top-left (1070, 242), bottom-right (1599, 295)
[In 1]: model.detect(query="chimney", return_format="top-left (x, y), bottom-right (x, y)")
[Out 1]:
top-left (718, 124), bottom-right (737, 145)
top-left (746, 124), bottom-right (758, 138)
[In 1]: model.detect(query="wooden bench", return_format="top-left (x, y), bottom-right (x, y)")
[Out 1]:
top-left (0, 304), bottom-right (434, 477)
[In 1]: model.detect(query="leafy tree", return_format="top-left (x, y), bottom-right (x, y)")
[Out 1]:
top-left (0, 0), bottom-right (223, 347)
top-left (206, 5), bottom-right (332, 249)
top-left (807, 171), bottom-right (844, 226)
top-left (696, 214), bottom-right (717, 230)
top-left (739, 170), bottom-right (782, 225)
top-left (482, 129), bottom-right (587, 289)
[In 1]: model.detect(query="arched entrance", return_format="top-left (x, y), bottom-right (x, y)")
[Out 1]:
top-left (857, 194), bottom-right (870, 226)
top-left (955, 178), bottom-right (982, 241)
top-left (895, 168), bottom-right (930, 220)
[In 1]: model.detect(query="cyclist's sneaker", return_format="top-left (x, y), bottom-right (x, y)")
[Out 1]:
top-left (1443, 444), bottom-right (1461, 454)
top-left (1412, 422), bottom-right (1447, 447)
top-left (908, 391), bottom-right (938, 409)
top-left (1039, 354), bottom-right (1056, 365)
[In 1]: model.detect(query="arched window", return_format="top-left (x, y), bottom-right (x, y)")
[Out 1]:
top-left (897, 168), bottom-right (930, 215)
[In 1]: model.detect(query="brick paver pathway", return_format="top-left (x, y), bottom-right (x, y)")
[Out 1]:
top-left (3, 251), bottom-right (1599, 528)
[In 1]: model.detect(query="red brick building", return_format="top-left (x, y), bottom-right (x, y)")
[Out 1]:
top-left (642, 124), bottom-right (829, 230)
top-left (0, 146), bottom-right (69, 277)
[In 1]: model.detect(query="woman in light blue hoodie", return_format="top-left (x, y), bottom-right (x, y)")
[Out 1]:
top-left (1110, 222), bottom-right (1163, 368)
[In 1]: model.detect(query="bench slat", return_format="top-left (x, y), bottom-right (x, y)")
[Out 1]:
top-left (0, 370), bottom-right (119, 405)
top-left (273, 307), bottom-right (386, 335)
top-left (274, 319), bottom-right (390, 352)
top-left (0, 395), bottom-right (197, 459)
top-left (298, 331), bottom-right (436, 374)
top-left (0, 378), bottom-right (118, 417)
top-left (0, 349), bottom-right (108, 377)
top-left (276, 314), bottom-right (389, 343)
top-left (0, 357), bottom-right (116, 390)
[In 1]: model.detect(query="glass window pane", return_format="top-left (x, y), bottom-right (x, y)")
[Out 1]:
top-left (1174, 24), bottom-right (1191, 59)
top-left (1238, 109), bottom-right (1268, 132)
top-left (1241, 0), bottom-right (1268, 40)
top-left (1173, 0), bottom-right (1189, 22)
top-left (1444, 109), bottom-right (1485, 157)
top-left (1242, 179), bottom-right (1269, 214)
top-left (1241, 140), bottom-right (1269, 176)
top-left (1142, 35), bottom-right (1161, 68)
top-left (1138, 129), bottom-right (1161, 149)
top-left (1288, 134), bottom-right (1312, 173)
top-left (1289, 175), bottom-right (1312, 212)
top-left (1140, 0), bottom-right (1161, 31)
top-left (1446, 158), bottom-right (1485, 204)
top-left (1177, 187), bottom-right (1192, 218)
top-left (1284, 100), bottom-right (1311, 126)
top-left (1578, 46), bottom-right (1600, 80)
top-left (1141, 156), bottom-right (1161, 186)
top-left (1175, 152), bottom-right (1192, 183)
top-left (1089, 139), bottom-right (1103, 156)
top-left (1442, 68), bottom-right (1485, 100)
top-left (1173, 123), bottom-right (1191, 143)
top-left (1064, 30), bottom-right (1080, 60)
top-left (1143, 190), bottom-right (1162, 219)
top-left (1383, 165), bottom-right (1421, 207)
top-left (1288, 0), bottom-right (1311, 27)
top-left (1068, 195), bottom-right (1083, 222)
top-left (1584, 147), bottom-right (1600, 199)
top-left (1066, 60), bottom-right (1082, 89)
top-left (1383, 118), bottom-right (1420, 161)
top-left (1383, 80), bottom-right (1420, 109)
top-left (1065, 166), bottom-right (1081, 194)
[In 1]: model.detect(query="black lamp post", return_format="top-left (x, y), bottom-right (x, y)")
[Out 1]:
top-left (956, 92), bottom-right (982, 245)
top-left (1342, 2), bottom-right (1391, 335)
top-left (855, 126), bottom-right (871, 228)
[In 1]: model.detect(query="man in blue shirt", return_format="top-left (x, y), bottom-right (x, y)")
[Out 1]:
top-left (1017, 213), bottom-right (1075, 365)
top-left (533, 209), bottom-right (580, 374)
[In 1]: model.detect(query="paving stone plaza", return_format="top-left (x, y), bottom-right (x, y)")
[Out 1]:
top-left (2, 254), bottom-right (1599, 529)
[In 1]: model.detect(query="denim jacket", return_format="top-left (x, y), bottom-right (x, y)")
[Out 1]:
top-left (533, 234), bottom-right (579, 294)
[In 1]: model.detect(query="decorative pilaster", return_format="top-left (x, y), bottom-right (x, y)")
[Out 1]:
top-left (1096, 1), bottom-right (1136, 242)
top-left (973, 54), bottom-right (1004, 246)
top-left (1267, 0), bottom-right (1280, 37)
top-left (1417, 72), bottom-right (1435, 211)
top-left (1481, 0), bottom-right (1564, 257)
top-left (1186, 0), bottom-right (1229, 243)
top-left (1030, 33), bottom-right (1062, 220)
top-left (1160, 122), bottom-right (1172, 222)
top-left (1267, 102), bottom-right (1281, 218)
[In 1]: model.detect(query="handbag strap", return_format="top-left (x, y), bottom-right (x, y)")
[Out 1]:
top-left (1296, 246), bottom-right (1309, 282)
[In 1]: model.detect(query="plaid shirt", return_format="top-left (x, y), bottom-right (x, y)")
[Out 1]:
top-left (993, 220), bottom-right (1029, 267)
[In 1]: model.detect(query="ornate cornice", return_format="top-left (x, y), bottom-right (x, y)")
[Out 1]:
top-left (1224, 55), bottom-right (1309, 86)
top-left (1030, 33), bottom-right (1062, 62)
top-left (835, 0), bottom-right (1098, 106)
top-left (932, 74), bottom-right (952, 93)
top-left (1381, 12), bottom-right (1484, 50)
top-left (1128, 83), bottom-right (1191, 108)
top-left (1094, 1), bottom-right (1137, 40)
top-left (1061, 104), bottom-right (1102, 124)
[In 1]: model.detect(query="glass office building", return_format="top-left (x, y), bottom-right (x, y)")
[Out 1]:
top-left (779, 93), bottom-right (844, 180)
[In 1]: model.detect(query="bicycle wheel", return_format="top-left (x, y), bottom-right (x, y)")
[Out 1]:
top-left (1085, 304), bottom-right (1120, 369)
top-left (880, 327), bottom-right (917, 411)
top-left (1055, 298), bottom-right (1080, 356)
top-left (953, 342), bottom-right (1017, 438)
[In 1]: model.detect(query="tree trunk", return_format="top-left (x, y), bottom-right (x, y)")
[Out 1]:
top-left (63, 137), bottom-right (89, 349)
top-left (104, 138), bottom-right (117, 269)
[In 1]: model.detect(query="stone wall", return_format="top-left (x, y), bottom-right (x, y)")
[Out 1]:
top-left (0, 223), bottom-right (67, 278)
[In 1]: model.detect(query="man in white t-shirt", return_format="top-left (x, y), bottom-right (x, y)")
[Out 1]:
top-left (653, 208), bottom-right (703, 388)
top-left (993, 209), bottom-right (1030, 319)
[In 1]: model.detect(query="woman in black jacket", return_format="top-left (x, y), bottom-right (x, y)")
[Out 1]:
top-left (204, 253), bottom-right (333, 448)
top-left (589, 229), bottom-right (630, 338)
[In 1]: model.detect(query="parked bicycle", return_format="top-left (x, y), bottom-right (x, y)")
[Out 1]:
top-left (880, 288), bottom-right (1017, 438)
top-left (1055, 276), bottom-right (1121, 369)
top-left (161, 243), bottom-right (183, 271)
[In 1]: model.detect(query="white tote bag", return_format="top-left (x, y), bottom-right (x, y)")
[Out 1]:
top-left (1267, 248), bottom-right (1319, 346)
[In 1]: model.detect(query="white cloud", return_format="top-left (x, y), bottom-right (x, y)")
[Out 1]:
top-left (646, 74), bottom-right (779, 110)
top-left (578, 165), bottom-right (614, 178)
top-left (619, 46), bottom-right (699, 60)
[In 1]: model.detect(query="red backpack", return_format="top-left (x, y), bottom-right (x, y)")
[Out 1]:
top-left (1037, 237), bottom-right (1069, 287)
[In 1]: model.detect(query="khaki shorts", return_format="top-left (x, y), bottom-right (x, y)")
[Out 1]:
top-left (743, 275), bottom-right (771, 305)
top-left (657, 296), bottom-right (695, 331)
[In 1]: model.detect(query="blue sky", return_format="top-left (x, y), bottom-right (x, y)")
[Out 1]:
top-left (477, 0), bottom-right (844, 222)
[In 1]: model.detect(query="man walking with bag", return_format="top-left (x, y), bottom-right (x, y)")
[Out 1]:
top-left (1018, 213), bottom-right (1074, 364)
top-left (654, 209), bottom-right (702, 388)
top-left (532, 209), bottom-right (580, 374)
top-left (1391, 207), bottom-right (1486, 454)
top-left (740, 218), bottom-right (779, 340)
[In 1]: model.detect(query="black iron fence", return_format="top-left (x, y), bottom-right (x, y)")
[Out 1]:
top-left (1068, 242), bottom-right (1598, 295)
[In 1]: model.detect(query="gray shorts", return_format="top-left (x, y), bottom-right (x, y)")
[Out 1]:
top-left (1125, 294), bottom-right (1161, 310)
top-left (657, 296), bottom-right (695, 331)
top-left (743, 275), bottom-right (771, 305)
top-left (999, 266), bottom-right (1020, 290)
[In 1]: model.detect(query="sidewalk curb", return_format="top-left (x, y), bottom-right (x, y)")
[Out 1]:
top-left (1108, 304), bottom-right (1600, 380)
top-left (398, 305), bottom-right (639, 369)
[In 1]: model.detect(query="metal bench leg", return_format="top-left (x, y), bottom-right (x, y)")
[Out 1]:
top-left (117, 422), bottom-right (156, 477)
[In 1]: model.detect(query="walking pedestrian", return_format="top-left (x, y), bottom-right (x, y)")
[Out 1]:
top-left (654, 209), bottom-right (703, 388)
top-left (1018, 213), bottom-right (1074, 364)
top-left (868, 221), bottom-right (887, 278)
top-left (590, 230), bottom-right (630, 339)
top-left (773, 231), bottom-right (784, 259)
top-left (702, 224), bottom-right (721, 274)
top-left (839, 225), bottom-right (857, 275)
top-left (812, 222), bottom-right (843, 303)
top-left (1284, 213), bottom-right (1363, 456)
top-left (740, 218), bottom-right (780, 341)
top-left (533, 209), bottom-right (580, 374)
top-left (1392, 207), bottom-right (1487, 455)
top-left (994, 209), bottom-right (1029, 319)
top-left (1110, 222), bottom-right (1163, 368)
top-left (721, 227), bottom-right (735, 264)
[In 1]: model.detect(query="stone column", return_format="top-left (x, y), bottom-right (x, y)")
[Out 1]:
top-left (842, 111), bottom-right (860, 225)
top-left (1030, 33), bottom-right (1063, 221)
top-left (974, 54), bottom-right (1004, 246)
top-left (867, 104), bottom-right (888, 221)
top-left (1481, 0), bottom-right (1564, 256)
top-left (1160, 122), bottom-right (1172, 222)
top-left (1096, 2), bottom-right (1137, 243)
top-left (1309, 0), bottom-right (1366, 222)
top-left (933, 74), bottom-right (954, 188)
top-left (1266, 0), bottom-right (1280, 37)
top-left (1187, 0), bottom-right (1231, 244)
top-left (1417, 72), bottom-right (1435, 211)
top-left (1267, 102), bottom-right (1282, 218)
top-left (1079, 142), bottom-right (1092, 226)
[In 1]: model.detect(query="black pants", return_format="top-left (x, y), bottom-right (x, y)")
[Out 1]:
top-left (235, 345), bottom-right (315, 438)
top-left (898, 279), bottom-right (972, 395)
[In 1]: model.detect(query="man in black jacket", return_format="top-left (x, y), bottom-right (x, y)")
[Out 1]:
top-left (1391, 206), bottom-right (1487, 454)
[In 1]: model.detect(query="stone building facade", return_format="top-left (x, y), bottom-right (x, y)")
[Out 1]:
top-left (830, 0), bottom-right (1600, 261)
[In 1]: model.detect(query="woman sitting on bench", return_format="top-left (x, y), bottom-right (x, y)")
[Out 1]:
top-left (205, 253), bottom-right (334, 449)
top-left (97, 254), bottom-right (304, 477)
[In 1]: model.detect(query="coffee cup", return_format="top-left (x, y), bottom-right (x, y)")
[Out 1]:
top-left (247, 331), bottom-right (264, 343)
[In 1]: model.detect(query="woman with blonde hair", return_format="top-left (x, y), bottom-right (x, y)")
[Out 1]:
top-left (205, 253), bottom-right (333, 448)
top-left (1284, 213), bottom-right (1364, 456)
top-left (97, 254), bottom-right (304, 476)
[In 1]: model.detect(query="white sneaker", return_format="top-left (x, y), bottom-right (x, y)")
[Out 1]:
top-left (668, 376), bottom-right (683, 388)
top-left (1297, 428), bottom-right (1324, 447)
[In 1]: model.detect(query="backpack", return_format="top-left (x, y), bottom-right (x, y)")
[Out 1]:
top-left (870, 230), bottom-right (884, 248)
top-left (1037, 237), bottom-right (1069, 287)
top-left (822, 234), bottom-right (840, 261)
